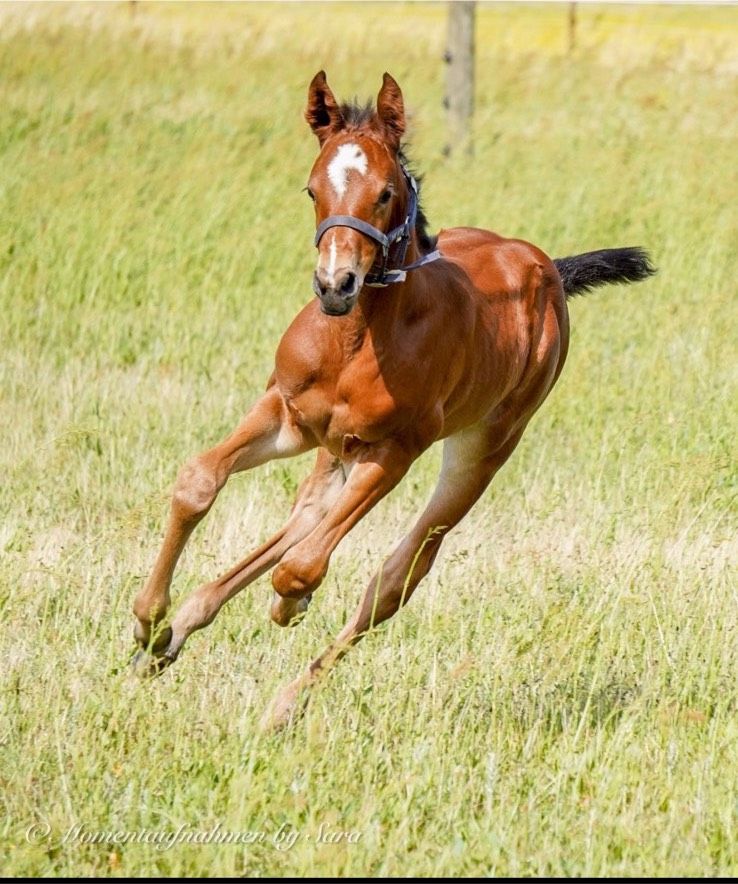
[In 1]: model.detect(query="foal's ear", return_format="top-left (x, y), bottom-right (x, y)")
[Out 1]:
top-left (376, 72), bottom-right (405, 149)
top-left (305, 70), bottom-right (344, 145)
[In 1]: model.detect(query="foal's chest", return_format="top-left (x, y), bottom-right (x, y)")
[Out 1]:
top-left (282, 356), bottom-right (409, 456)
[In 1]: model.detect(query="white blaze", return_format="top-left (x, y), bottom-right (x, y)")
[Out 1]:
top-left (328, 236), bottom-right (338, 278)
top-left (317, 232), bottom-right (341, 287)
top-left (327, 143), bottom-right (368, 197)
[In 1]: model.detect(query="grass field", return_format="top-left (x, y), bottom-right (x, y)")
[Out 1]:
top-left (1, 1), bottom-right (737, 876)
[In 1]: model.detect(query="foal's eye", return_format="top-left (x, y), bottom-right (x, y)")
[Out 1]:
top-left (305, 187), bottom-right (315, 202)
top-left (378, 189), bottom-right (392, 205)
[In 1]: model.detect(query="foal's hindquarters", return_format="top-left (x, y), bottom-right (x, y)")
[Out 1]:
top-left (132, 230), bottom-right (569, 730)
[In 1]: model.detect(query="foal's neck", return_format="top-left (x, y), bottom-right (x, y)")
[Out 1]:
top-left (354, 253), bottom-right (422, 334)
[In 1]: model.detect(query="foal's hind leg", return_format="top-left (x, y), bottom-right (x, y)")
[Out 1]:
top-left (132, 386), bottom-right (311, 653)
top-left (260, 425), bottom-right (525, 731)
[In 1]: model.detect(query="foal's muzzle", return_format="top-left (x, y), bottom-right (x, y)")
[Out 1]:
top-left (313, 268), bottom-right (361, 315)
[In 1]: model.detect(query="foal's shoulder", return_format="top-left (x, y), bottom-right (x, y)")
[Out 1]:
top-left (274, 299), bottom-right (339, 382)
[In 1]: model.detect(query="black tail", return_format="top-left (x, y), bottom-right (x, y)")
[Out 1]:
top-left (553, 247), bottom-right (656, 299)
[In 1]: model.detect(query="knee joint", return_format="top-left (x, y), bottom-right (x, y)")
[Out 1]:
top-left (173, 456), bottom-right (218, 519)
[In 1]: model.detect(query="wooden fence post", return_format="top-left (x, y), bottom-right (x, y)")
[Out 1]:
top-left (444, 1), bottom-right (476, 156)
top-left (568, 2), bottom-right (577, 54)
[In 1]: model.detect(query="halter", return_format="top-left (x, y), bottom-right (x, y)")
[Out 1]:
top-left (313, 164), bottom-right (442, 287)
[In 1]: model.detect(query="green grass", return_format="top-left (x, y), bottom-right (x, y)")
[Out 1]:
top-left (1, 1), bottom-right (737, 876)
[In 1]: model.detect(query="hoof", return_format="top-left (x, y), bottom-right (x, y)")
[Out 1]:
top-left (130, 647), bottom-right (175, 679)
top-left (258, 680), bottom-right (309, 733)
top-left (288, 593), bottom-right (313, 627)
top-left (270, 593), bottom-right (313, 628)
top-left (130, 623), bottom-right (176, 679)
top-left (133, 622), bottom-right (173, 654)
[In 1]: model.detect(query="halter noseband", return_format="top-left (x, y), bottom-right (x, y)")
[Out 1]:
top-left (313, 164), bottom-right (441, 287)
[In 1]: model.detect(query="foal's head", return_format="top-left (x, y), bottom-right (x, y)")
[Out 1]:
top-left (305, 71), bottom-right (408, 316)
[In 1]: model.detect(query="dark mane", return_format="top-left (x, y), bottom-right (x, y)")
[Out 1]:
top-left (338, 99), bottom-right (437, 254)
top-left (397, 149), bottom-right (436, 253)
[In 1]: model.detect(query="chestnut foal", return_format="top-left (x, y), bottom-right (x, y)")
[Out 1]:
top-left (133, 72), bottom-right (654, 730)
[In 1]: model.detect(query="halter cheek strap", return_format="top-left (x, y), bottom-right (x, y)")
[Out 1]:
top-left (313, 165), bottom-right (442, 288)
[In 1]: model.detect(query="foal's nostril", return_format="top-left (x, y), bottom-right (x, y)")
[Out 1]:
top-left (340, 272), bottom-right (357, 295)
top-left (312, 271), bottom-right (327, 298)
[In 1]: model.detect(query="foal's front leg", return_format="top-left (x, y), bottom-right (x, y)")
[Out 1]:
top-left (132, 385), bottom-right (311, 654)
top-left (149, 449), bottom-right (346, 669)
top-left (136, 436), bottom-right (415, 675)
